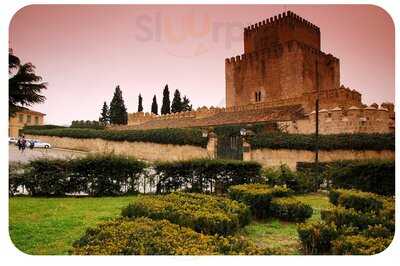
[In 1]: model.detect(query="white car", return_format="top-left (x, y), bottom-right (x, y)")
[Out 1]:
top-left (27, 140), bottom-right (52, 149)
top-left (8, 137), bottom-right (18, 144)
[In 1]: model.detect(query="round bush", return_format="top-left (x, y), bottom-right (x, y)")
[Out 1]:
top-left (332, 235), bottom-right (392, 255)
top-left (72, 218), bottom-right (263, 255)
top-left (228, 183), bottom-right (292, 218)
top-left (297, 221), bottom-right (339, 255)
top-left (121, 192), bottom-right (251, 235)
top-left (328, 189), bottom-right (384, 213)
top-left (270, 197), bottom-right (313, 222)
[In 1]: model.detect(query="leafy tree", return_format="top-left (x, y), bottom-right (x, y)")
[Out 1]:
top-left (161, 84), bottom-right (171, 115)
top-left (99, 101), bottom-right (110, 125)
top-left (109, 85), bottom-right (128, 125)
top-left (9, 50), bottom-right (47, 117)
top-left (138, 94), bottom-right (143, 112)
top-left (151, 95), bottom-right (158, 115)
top-left (171, 89), bottom-right (183, 113)
top-left (182, 96), bottom-right (192, 112)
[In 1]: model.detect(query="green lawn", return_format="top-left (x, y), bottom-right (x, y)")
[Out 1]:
top-left (9, 192), bottom-right (331, 255)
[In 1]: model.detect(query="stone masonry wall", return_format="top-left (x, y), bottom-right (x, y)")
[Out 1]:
top-left (250, 148), bottom-right (395, 169)
top-left (26, 135), bottom-right (210, 162)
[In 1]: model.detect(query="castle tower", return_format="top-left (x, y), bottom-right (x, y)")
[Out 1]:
top-left (225, 11), bottom-right (361, 112)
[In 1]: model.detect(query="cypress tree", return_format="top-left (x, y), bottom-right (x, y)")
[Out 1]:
top-left (138, 94), bottom-right (143, 112)
top-left (99, 101), bottom-right (110, 125)
top-left (151, 95), bottom-right (158, 115)
top-left (171, 89), bottom-right (183, 113)
top-left (161, 84), bottom-right (171, 115)
top-left (109, 85), bottom-right (128, 125)
top-left (182, 96), bottom-right (192, 112)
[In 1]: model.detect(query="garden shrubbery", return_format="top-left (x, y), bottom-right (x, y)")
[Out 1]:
top-left (9, 154), bottom-right (147, 196)
top-left (154, 159), bottom-right (262, 194)
top-left (72, 217), bottom-right (264, 255)
top-left (263, 165), bottom-right (322, 193)
top-left (328, 189), bottom-right (383, 213)
top-left (23, 124), bottom-right (67, 130)
top-left (250, 132), bottom-right (394, 151)
top-left (326, 160), bottom-right (395, 196)
top-left (121, 192), bottom-right (251, 235)
top-left (22, 127), bottom-right (208, 147)
top-left (269, 197), bottom-right (313, 222)
top-left (297, 188), bottom-right (394, 255)
top-left (228, 183), bottom-right (292, 218)
top-left (228, 184), bottom-right (313, 222)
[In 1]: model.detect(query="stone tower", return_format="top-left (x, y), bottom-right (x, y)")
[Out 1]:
top-left (225, 11), bottom-right (362, 112)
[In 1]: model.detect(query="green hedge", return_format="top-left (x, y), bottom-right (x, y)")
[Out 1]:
top-left (321, 207), bottom-right (380, 230)
top-left (72, 217), bottom-right (264, 255)
top-left (121, 192), bottom-right (251, 235)
top-left (23, 125), bottom-right (66, 130)
top-left (332, 235), bottom-right (392, 255)
top-left (327, 160), bottom-right (395, 196)
top-left (22, 127), bottom-right (208, 147)
top-left (250, 132), bottom-right (394, 151)
top-left (269, 197), bottom-right (313, 222)
top-left (154, 159), bottom-right (262, 194)
top-left (328, 189), bottom-right (384, 213)
top-left (228, 183), bottom-right (292, 218)
top-left (297, 221), bottom-right (339, 255)
top-left (9, 155), bottom-right (147, 196)
top-left (264, 165), bottom-right (323, 194)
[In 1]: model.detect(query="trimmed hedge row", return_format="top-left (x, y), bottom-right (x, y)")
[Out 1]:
top-left (22, 127), bottom-right (208, 147)
top-left (22, 124), bottom-right (67, 131)
top-left (121, 192), bottom-right (251, 235)
top-left (263, 165), bottom-right (323, 194)
top-left (228, 184), bottom-right (292, 218)
top-left (9, 155), bottom-right (147, 196)
top-left (297, 189), bottom-right (394, 255)
top-left (329, 189), bottom-right (384, 213)
top-left (250, 132), bottom-right (394, 151)
top-left (72, 217), bottom-right (265, 255)
top-left (327, 160), bottom-right (395, 196)
top-left (154, 159), bottom-right (262, 194)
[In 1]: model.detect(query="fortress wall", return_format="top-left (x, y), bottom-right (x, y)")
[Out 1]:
top-left (25, 135), bottom-right (210, 162)
top-left (278, 105), bottom-right (393, 134)
top-left (250, 148), bottom-right (395, 169)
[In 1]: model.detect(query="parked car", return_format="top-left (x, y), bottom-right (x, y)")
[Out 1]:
top-left (8, 137), bottom-right (18, 144)
top-left (27, 140), bottom-right (52, 149)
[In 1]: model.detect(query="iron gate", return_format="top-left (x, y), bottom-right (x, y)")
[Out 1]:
top-left (217, 134), bottom-right (243, 160)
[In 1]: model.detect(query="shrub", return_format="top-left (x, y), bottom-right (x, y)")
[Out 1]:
top-left (70, 120), bottom-right (105, 130)
top-left (362, 225), bottom-right (393, 239)
top-left (121, 192), bottom-right (251, 235)
top-left (297, 221), bottom-right (339, 255)
top-left (327, 159), bottom-right (394, 196)
top-left (12, 154), bottom-right (147, 196)
top-left (331, 235), bottom-right (392, 255)
top-left (228, 183), bottom-right (292, 218)
top-left (9, 162), bottom-right (28, 196)
top-left (269, 197), bottom-right (313, 222)
top-left (22, 124), bottom-right (66, 131)
top-left (264, 165), bottom-right (322, 193)
top-left (328, 189), bottom-right (384, 213)
top-left (321, 207), bottom-right (380, 230)
top-left (250, 132), bottom-right (394, 151)
top-left (72, 218), bottom-right (264, 255)
top-left (154, 159), bottom-right (262, 194)
top-left (22, 127), bottom-right (208, 147)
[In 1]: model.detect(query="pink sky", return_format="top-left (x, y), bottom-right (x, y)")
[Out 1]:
top-left (9, 5), bottom-right (394, 125)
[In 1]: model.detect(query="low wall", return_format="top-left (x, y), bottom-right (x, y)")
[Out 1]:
top-left (250, 148), bottom-right (395, 169)
top-left (26, 135), bottom-right (210, 162)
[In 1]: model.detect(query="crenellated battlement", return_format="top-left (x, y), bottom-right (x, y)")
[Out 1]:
top-left (225, 40), bottom-right (338, 65)
top-left (244, 11), bottom-right (320, 36)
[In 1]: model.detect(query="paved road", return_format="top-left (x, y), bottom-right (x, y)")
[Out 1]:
top-left (9, 144), bottom-right (86, 163)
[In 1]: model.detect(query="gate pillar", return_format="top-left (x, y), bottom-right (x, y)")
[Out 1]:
top-left (206, 132), bottom-right (218, 159)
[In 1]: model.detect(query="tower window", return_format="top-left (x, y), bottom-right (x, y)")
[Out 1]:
top-left (255, 91), bottom-right (262, 102)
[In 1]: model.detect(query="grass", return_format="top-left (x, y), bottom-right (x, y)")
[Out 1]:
top-left (9, 192), bottom-right (331, 255)
top-left (9, 196), bottom-right (137, 255)
top-left (237, 192), bottom-right (332, 255)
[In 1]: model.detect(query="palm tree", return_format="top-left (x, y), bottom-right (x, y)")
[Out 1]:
top-left (9, 50), bottom-right (47, 117)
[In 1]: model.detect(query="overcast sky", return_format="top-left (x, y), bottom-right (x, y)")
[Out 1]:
top-left (10, 4), bottom-right (394, 125)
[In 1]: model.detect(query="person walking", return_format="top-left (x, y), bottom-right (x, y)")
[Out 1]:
top-left (20, 135), bottom-right (27, 153)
